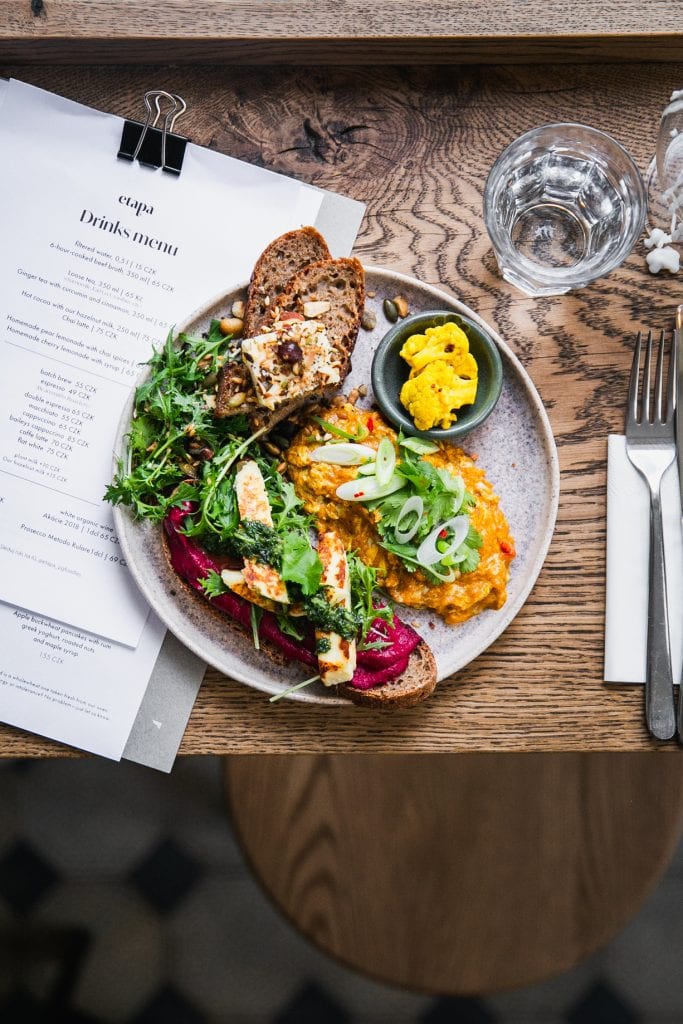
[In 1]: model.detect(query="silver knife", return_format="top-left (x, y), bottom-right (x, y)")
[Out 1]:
top-left (675, 304), bottom-right (683, 738)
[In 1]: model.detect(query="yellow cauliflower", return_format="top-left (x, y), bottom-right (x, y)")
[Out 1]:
top-left (399, 322), bottom-right (478, 431)
top-left (400, 322), bottom-right (472, 373)
top-left (400, 362), bottom-right (477, 430)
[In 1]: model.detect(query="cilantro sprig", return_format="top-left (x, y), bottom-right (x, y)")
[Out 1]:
top-left (367, 442), bottom-right (483, 583)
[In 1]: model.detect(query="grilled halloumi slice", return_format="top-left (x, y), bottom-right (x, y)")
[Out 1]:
top-left (220, 569), bottom-right (281, 613)
top-left (234, 460), bottom-right (289, 604)
top-left (221, 569), bottom-right (306, 617)
top-left (315, 531), bottom-right (356, 686)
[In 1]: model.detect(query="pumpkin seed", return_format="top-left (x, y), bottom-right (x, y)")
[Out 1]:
top-left (383, 299), bottom-right (398, 323)
top-left (361, 309), bottom-right (377, 331)
top-left (393, 294), bottom-right (409, 317)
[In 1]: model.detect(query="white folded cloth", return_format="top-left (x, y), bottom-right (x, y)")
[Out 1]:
top-left (604, 435), bottom-right (683, 684)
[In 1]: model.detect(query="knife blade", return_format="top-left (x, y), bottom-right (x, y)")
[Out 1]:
top-left (674, 304), bottom-right (683, 738)
top-left (676, 304), bottom-right (683, 510)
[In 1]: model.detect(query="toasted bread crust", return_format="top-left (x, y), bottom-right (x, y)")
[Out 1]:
top-left (339, 642), bottom-right (437, 707)
top-left (243, 226), bottom-right (331, 338)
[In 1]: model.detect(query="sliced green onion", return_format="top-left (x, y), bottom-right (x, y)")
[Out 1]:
top-left (394, 495), bottom-right (424, 544)
top-left (424, 562), bottom-right (458, 583)
top-left (416, 515), bottom-right (469, 566)
top-left (375, 437), bottom-right (396, 487)
top-left (310, 443), bottom-right (376, 466)
top-left (336, 475), bottom-right (406, 502)
top-left (311, 416), bottom-right (368, 442)
top-left (357, 462), bottom-right (377, 477)
top-left (399, 435), bottom-right (440, 454)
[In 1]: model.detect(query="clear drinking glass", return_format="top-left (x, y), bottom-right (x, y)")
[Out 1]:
top-left (483, 123), bottom-right (646, 297)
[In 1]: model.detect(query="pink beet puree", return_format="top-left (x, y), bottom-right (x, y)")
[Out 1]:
top-left (164, 504), bottom-right (421, 689)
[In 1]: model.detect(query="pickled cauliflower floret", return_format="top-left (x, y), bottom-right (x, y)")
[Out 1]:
top-left (398, 321), bottom-right (478, 431)
top-left (400, 361), bottom-right (477, 430)
top-left (400, 321), bottom-right (475, 374)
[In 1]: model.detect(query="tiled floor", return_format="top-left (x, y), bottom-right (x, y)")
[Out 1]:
top-left (0, 755), bottom-right (682, 1023)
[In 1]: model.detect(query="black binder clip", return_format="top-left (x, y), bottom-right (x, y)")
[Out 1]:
top-left (118, 90), bottom-right (188, 176)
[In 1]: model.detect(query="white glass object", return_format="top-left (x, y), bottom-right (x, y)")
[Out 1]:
top-left (483, 123), bottom-right (646, 297)
top-left (646, 91), bottom-right (683, 243)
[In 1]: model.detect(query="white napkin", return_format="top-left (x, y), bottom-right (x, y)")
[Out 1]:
top-left (604, 435), bottom-right (683, 683)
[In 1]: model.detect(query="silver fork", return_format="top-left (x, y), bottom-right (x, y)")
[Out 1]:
top-left (625, 329), bottom-right (677, 740)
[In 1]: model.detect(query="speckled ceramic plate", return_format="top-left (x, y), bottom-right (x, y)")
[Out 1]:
top-left (113, 268), bottom-right (559, 704)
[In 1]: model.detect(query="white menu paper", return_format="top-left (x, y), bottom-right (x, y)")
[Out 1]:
top-left (0, 79), bottom-right (323, 646)
top-left (0, 600), bottom-right (166, 760)
top-left (0, 79), bottom-right (349, 761)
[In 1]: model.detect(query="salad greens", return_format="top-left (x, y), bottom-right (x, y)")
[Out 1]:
top-left (105, 320), bottom-right (250, 521)
top-left (105, 326), bottom-right (392, 646)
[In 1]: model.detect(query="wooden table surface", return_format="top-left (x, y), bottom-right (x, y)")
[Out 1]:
top-left (1, 61), bottom-right (682, 757)
top-left (2, 0), bottom-right (682, 63)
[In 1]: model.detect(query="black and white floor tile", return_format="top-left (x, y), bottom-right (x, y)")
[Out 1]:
top-left (0, 755), bottom-right (681, 1023)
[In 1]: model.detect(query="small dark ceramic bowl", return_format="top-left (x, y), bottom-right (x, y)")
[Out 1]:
top-left (370, 309), bottom-right (504, 442)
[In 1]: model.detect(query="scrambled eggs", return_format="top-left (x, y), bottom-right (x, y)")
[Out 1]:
top-left (399, 321), bottom-right (478, 431)
top-left (286, 403), bottom-right (514, 625)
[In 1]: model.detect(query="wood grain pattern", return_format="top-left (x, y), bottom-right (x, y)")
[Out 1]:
top-left (0, 61), bottom-right (682, 756)
top-left (1, 1), bottom-right (682, 63)
top-left (226, 752), bottom-right (683, 992)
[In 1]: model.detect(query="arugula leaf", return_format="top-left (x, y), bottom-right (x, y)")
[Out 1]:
top-left (104, 322), bottom-right (251, 520)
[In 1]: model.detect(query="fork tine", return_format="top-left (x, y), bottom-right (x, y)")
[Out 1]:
top-left (654, 330), bottom-right (666, 423)
top-left (643, 330), bottom-right (653, 423)
top-left (668, 327), bottom-right (677, 418)
top-left (627, 332), bottom-right (642, 426)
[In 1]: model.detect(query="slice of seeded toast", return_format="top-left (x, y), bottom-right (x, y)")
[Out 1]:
top-left (244, 256), bottom-right (365, 432)
top-left (216, 226), bottom-right (332, 421)
top-left (216, 252), bottom-right (364, 430)
top-left (243, 226), bottom-right (332, 338)
top-left (163, 526), bottom-right (437, 707)
top-left (339, 642), bottom-right (438, 707)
